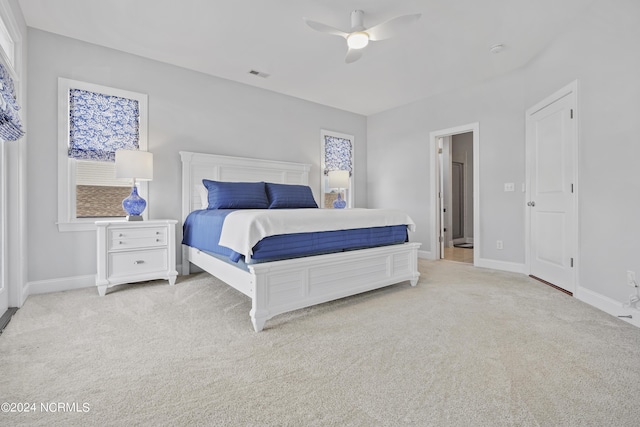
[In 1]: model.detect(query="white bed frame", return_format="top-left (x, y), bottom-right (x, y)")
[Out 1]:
top-left (180, 151), bottom-right (421, 331)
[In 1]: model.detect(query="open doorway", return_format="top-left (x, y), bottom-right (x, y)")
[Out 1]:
top-left (430, 123), bottom-right (479, 264)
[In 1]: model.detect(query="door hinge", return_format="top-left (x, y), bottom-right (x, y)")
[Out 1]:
top-left (438, 148), bottom-right (443, 154)
top-left (439, 236), bottom-right (443, 243)
top-left (571, 183), bottom-right (574, 193)
top-left (570, 109), bottom-right (574, 119)
top-left (570, 258), bottom-right (574, 268)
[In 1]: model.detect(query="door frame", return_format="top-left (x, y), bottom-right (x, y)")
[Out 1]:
top-left (525, 80), bottom-right (579, 294)
top-left (0, 140), bottom-right (7, 317)
top-left (429, 122), bottom-right (480, 262)
top-left (438, 137), bottom-right (446, 256)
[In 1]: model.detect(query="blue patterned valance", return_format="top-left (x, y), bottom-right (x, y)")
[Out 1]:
top-left (0, 63), bottom-right (24, 141)
top-left (324, 135), bottom-right (352, 174)
top-left (68, 88), bottom-right (139, 162)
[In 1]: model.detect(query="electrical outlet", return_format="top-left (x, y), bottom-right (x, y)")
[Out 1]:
top-left (496, 240), bottom-right (503, 250)
top-left (627, 271), bottom-right (637, 287)
top-left (504, 183), bottom-right (515, 192)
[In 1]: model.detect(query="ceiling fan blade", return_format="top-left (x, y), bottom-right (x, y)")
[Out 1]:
top-left (345, 47), bottom-right (364, 64)
top-left (303, 18), bottom-right (348, 38)
top-left (366, 13), bottom-right (421, 41)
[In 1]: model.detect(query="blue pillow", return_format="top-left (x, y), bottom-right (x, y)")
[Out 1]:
top-left (202, 180), bottom-right (269, 209)
top-left (265, 182), bottom-right (318, 209)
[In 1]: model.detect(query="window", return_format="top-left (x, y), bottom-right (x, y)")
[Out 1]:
top-left (0, 7), bottom-right (22, 143)
top-left (57, 78), bottom-right (148, 231)
top-left (0, 11), bottom-right (14, 69)
top-left (320, 129), bottom-right (354, 208)
top-left (75, 160), bottom-right (131, 218)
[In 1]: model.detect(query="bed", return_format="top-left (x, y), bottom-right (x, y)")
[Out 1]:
top-left (180, 151), bottom-right (421, 331)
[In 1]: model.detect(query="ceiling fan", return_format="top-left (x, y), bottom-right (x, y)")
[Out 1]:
top-left (303, 10), bottom-right (421, 63)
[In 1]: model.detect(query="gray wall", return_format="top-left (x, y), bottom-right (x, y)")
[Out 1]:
top-left (367, 0), bottom-right (640, 304)
top-left (26, 29), bottom-right (367, 283)
top-left (367, 69), bottom-right (526, 262)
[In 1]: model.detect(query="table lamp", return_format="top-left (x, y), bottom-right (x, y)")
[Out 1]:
top-left (328, 170), bottom-right (349, 209)
top-left (115, 149), bottom-right (153, 221)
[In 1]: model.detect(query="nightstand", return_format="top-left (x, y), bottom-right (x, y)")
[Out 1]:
top-left (95, 220), bottom-right (178, 296)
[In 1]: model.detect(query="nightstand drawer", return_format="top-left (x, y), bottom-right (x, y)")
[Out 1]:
top-left (108, 249), bottom-right (168, 278)
top-left (109, 227), bottom-right (167, 250)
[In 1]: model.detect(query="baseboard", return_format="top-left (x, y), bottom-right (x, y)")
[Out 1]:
top-left (25, 274), bottom-right (95, 297)
top-left (23, 259), bottom-right (185, 297)
top-left (418, 250), bottom-right (434, 260)
top-left (24, 262), bottom-right (185, 299)
top-left (576, 285), bottom-right (640, 328)
top-left (475, 257), bottom-right (526, 274)
top-left (418, 252), bottom-right (524, 273)
top-left (451, 238), bottom-right (474, 246)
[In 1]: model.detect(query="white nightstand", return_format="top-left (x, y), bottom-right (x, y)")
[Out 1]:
top-left (95, 219), bottom-right (178, 296)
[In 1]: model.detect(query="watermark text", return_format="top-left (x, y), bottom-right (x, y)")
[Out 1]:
top-left (2, 402), bottom-right (90, 413)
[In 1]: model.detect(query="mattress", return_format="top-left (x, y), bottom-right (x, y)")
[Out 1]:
top-left (182, 209), bottom-right (409, 264)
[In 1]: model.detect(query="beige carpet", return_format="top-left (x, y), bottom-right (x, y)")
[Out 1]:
top-left (2, 259), bottom-right (640, 426)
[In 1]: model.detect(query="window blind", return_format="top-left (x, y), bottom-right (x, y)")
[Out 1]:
top-left (323, 135), bottom-right (352, 174)
top-left (68, 88), bottom-right (139, 161)
top-left (0, 63), bottom-right (24, 141)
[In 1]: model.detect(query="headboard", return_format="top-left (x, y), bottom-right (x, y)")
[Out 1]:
top-left (180, 151), bottom-right (312, 222)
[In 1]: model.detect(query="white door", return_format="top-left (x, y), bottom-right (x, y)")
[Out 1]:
top-left (526, 83), bottom-right (577, 293)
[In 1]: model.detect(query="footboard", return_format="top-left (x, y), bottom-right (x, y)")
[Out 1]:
top-left (248, 242), bottom-right (420, 331)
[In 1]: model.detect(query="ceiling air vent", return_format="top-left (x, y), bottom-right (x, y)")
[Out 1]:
top-left (248, 69), bottom-right (270, 78)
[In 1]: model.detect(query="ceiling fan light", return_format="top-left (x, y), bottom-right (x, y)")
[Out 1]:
top-left (347, 32), bottom-right (369, 49)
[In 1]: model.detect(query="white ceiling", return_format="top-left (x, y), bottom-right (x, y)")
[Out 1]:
top-left (17, 0), bottom-right (593, 116)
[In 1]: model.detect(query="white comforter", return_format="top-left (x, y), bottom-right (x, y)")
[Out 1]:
top-left (218, 208), bottom-right (415, 258)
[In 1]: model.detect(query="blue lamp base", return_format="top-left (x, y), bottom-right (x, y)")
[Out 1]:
top-left (333, 192), bottom-right (347, 209)
top-left (122, 185), bottom-right (147, 221)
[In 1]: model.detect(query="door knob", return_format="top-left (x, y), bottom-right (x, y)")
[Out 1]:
top-left (527, 201), bottom-right (536, 207)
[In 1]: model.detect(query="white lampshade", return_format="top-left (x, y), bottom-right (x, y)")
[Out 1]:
top-left (328, 170), bottom-right (350, 189)
top-left (115, 149), bottom-right (153, 180)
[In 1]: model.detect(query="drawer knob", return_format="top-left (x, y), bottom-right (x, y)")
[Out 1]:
top-left (119, 241), bottom-right (123, 245)
top-left (119, 233), bottom-right (124, 237)
top-left (156, 231), bottom-right (160, 235)
top-left (134, 260), bottom-right (145, 265)
top-left (156, 239), bottom-right (160, 242)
